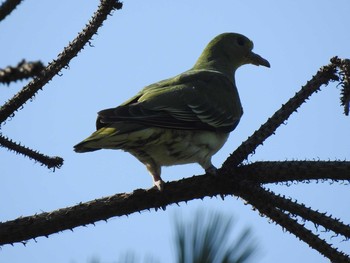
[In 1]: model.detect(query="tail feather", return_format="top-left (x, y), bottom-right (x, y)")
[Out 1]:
top-left (73, 142), bottom-right (101, 153)
top-left (73, 126), bottom-right (126, 153)
top-left (74, 123), bottom-right (156, 153)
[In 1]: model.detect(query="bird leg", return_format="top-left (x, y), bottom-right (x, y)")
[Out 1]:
top-left (200, 158), bottom-right (218, 176)
top-left (146, 163), bottom-right (164, 191)
top-left (153, 178), bottom-right (165, 191)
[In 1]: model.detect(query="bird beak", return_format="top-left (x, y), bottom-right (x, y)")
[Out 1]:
top-left (246, 51), bottom-right (270, 68)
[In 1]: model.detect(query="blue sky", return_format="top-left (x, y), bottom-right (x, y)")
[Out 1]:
top-left (1, 1), bottom-right (350, 262)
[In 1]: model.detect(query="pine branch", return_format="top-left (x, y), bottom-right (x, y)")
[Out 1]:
top-left (0, 0), bottom-right (123, 126)
top-left (0, 60), bottom-right (45, 85)
top-left (0, 0), bottom-right (23, 21)
top-left (0, 134), bottom-right (63, 169)
top-left (222, 58), bottom-right (339, 168)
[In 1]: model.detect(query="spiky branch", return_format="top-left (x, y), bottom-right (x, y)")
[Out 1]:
top-left (0, 0), bottom-right (123, 125)
top-left (0, 134), bottom-right (63, 169)
top-left (1, 161), bottom-right (350, 261)
top-left (0, 0), bottom-right (23, 21)
top-left (0, 60), bottom-right (45, 85)
top-left (0, 0), bottom-right (123, 169)
top-left (237, 182), bottom-right (350, 263)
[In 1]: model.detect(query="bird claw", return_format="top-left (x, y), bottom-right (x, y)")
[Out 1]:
top-left (205, 165), bottom-right (218, 176)
top-left (154, 179), bottom-right (165, 191)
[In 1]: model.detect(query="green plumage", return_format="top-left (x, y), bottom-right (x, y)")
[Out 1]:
top-left (74, 33), bottom-right (270, 190)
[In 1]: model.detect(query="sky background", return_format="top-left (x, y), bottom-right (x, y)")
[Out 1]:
top-left (1, 1), bottom-right (350, 262)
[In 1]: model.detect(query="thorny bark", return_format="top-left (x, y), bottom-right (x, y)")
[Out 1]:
top-left (1, 1), bottom-right (350, 262)
top-left (0, 60), bottom-right (45, 85)
top-left (238, 183), bottom-right (350, 263)
top-left (0, 135), bottom-right (63, 169)
top-left (1, 161), bottom-right (350, 262)
top-left (0, 0), bottom-right (23, 21)
top-left (0, 0), bottom-right (123, 125)
top-left (0, 0), bottom-right (123, 169)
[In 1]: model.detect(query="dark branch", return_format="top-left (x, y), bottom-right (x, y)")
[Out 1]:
top-left (222, 59), bottom-right (339, 168)
top-left (241, 184), bottom-right (350, 240)
top-left (0, 173), bottom-right (239, 246)
top-left (0, 60), bottom-right (45, 85)
top-left (0, 0), bottom-right (23, 21)
top-left (237, 161), bottom-right (350, 184)
top-left (1, 161), bottom-right (350, 258)
top-left (0, 0), bottom-right (123, 126)
top-left (237, 183), bottom-right (350, 262)
top-left (0, 134), bottom-right (63, 169)
top-left (336, 58), bottom-right (350, 115)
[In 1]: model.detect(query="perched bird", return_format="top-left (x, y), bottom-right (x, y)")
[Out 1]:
top-left (74, 32), bottom-right (270, 190)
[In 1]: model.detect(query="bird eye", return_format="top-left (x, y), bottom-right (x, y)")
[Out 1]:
top-left (237, 37), bottom-right (245, 46)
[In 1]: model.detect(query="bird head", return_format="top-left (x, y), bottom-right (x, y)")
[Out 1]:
top-left (194, 33), bottom-right (270, 77)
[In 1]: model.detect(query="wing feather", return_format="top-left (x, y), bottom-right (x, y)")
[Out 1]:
top-left (97, 70), bottom-right (243, 133)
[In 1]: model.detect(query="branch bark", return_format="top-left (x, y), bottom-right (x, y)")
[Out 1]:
top-left (0, 134), bottom-right (63, 169)
top-left (0, 60), bottom-right (44, 85)
top-left (237, 183), bottom-right (350, 263)
top-left (237, 160), bottom-right (350, 183)
top-left (0, 0), bottom-right (123, 168)
top-left (0, 0), bottom-right (22, 21)
top-left (1, 161), bottom-right (350, 253)
top-left (0, 0), bottom-right (123, 126)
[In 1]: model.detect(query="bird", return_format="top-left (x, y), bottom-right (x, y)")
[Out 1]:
top-left (74, 32), bottom-right (270, 191)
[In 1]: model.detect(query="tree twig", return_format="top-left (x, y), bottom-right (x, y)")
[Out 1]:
top-left (0, 0), bottom-right (123, 126)
top-left (237, 182), bottom-right (350, 262)
top-left (0, 134), bottom-right (63, 169)
top-left (0, 60), bottom-right (45, 85)
top-left (337, 58), bottom-right (350, 115)
top-left (0, 0), bottom-right (23, 21)
top-left (241, 184), bottom-right (350, 240)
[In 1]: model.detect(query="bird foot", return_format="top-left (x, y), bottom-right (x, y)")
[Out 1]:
top-left (205, 165), bottom-right (218, 176)
top-left (154, 179), bottom-right (165, 191)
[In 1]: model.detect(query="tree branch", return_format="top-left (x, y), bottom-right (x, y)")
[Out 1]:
top-left (1, 161), bottom-right (349, 248)
top-left (0, 0), bottom-right (23, 21)
top-left (0, 60), bottom-right (45, 85)
top-left (241, 183), bottom-right (350, 239)
top-left (338, 58), bottom-right (350, 115)
top-left (0, 134), bottom-right (63, 169)
top-left (0, 0), bottom-right (123, 126)
top-left (237, 183), bottom-right (350, 262)
top-left (237, 161), bottom-right (350, 184)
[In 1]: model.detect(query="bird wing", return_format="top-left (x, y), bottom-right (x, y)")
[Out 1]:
top-left (97, 70), bottom-right (243, 133)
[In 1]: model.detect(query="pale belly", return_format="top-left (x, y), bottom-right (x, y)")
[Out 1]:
top-left (125, 128), bottom-right (229, 169)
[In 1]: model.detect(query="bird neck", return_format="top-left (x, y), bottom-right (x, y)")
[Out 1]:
top-left (192, 54), bottom-right (238, 82)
